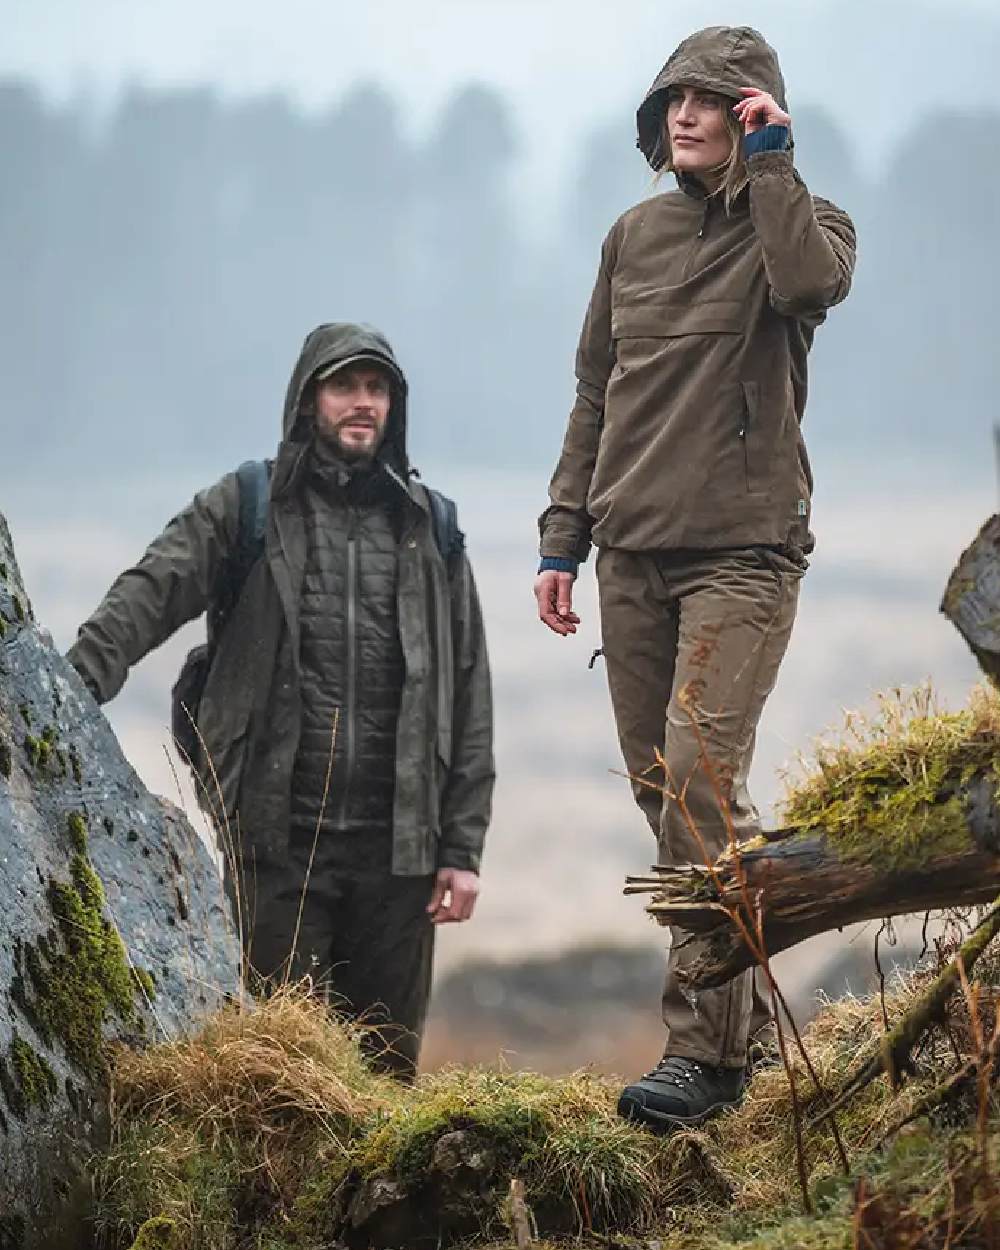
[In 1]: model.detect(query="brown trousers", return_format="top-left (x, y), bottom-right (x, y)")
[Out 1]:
top-left (597, 547), bottom-right (802, 1068)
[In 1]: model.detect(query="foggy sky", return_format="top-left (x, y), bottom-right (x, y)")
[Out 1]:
top-left (7, 0), bottom-right (1000, 210)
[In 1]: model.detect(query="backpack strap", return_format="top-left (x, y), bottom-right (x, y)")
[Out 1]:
top-left (208, 459), bottom-right (270, 642)
top-left (425, 486), bottom-right (465, 574)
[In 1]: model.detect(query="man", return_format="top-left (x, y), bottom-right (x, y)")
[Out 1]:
top-left (69, 322), bottom-right (494, 1078)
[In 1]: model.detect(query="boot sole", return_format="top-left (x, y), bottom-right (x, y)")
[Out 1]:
top-left (616, 1090), bottom-right (743, 1133)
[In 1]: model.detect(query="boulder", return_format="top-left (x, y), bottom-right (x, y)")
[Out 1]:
top-left (0, 510), bottom-right (240, 1248)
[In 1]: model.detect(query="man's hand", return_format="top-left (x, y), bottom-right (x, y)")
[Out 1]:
top-left (733, 87), bottom-right (791, 135)
top-left (534, 569), bottom-right (580, 636)
top-left (427, 868), bottom-right (480, 924)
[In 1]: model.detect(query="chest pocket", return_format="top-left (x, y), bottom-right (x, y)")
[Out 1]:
top-left (611, 297), bottom-right (745, 340)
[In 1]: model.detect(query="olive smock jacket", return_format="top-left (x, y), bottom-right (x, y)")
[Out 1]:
top-left (540, 26), bottom-right (857, 564)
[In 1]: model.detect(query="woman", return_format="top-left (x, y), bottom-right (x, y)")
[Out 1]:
top-left (534, 26), bottom-right (855, 1131)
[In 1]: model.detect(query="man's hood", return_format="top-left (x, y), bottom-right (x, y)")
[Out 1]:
top-left (636, 26), bottom-right (787, 171)
top-left (281, 322), bottom-right (409, 474)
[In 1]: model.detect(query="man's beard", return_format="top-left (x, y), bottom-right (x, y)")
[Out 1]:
top-left (329, 422), bottom-right (383, 463)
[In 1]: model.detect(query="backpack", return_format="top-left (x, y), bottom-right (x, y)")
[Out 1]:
top-left (170, 458), bottom-right (464, 770)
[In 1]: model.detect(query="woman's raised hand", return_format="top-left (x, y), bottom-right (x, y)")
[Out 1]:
top-left (733, 87), bottom-right (791, 134)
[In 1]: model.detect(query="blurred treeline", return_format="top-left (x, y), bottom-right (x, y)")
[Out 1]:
top-left (2, 79), bottom-right (997, 481)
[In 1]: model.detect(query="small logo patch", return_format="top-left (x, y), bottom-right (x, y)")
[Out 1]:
top-left (797, 500), bottom-right (808, 516)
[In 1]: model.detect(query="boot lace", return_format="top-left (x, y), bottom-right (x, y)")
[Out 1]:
top-left (642, 1055), bottom-right (707, 1087)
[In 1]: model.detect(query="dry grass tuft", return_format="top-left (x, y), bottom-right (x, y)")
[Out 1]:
top-left (111, 980), bottom-right (391, 1142)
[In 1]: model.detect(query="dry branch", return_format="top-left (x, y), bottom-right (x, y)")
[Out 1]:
top-left (820, 896), bottom-right (1000, 1121)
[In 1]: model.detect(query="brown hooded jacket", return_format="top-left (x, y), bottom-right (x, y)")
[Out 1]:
top-left (540, 26), bottom-right (856, 563)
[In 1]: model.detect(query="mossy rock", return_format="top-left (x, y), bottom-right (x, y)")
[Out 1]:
top-left (0, 505), bottom-right (239, 1249)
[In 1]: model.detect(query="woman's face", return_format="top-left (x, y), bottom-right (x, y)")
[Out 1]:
top-left (665, 85), bottom-right (734, 181)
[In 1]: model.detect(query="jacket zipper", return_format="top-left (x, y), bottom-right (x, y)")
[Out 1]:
top-left (335, 518), bottom-right (358, 826)
top-left (682, 200), bottom-right (710, 277)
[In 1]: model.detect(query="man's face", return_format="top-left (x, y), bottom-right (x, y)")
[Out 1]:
top-left (313, 365), bottom-right (393, 461)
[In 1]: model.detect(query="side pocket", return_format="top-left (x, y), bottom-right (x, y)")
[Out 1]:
top-left (740, 381), bottom-right (763, 493)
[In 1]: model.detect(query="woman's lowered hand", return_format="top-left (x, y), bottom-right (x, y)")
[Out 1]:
top-left (534, 570), bottom-right (580, 636)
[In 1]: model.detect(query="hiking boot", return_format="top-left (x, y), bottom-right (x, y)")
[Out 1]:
top-left (747, 1034), bottom-right (781, 1077)
top-left (617, 1055), bottom-right (745, 1132)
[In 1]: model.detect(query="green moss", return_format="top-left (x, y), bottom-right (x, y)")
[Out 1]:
top-left (12, 594), bottom-right (24, 623)
top-left (0, 615), bottom-right (6, 638)
top-left (132, 967), bottom-right (157, 1001)
top-left (23, 726), bottom-right (67, 778)
top-left (69, 744), bottom-right (82, 786)
top-left (18, 703), bottom-right (31, 726)
top-left (0, 733), bottom-right (11, 780)
top-left (0, 1035), bottom-right (58, 1119)
top-left (67, 811), bottom-right (88, 855)
top-left (0, 561), bottom-right (7, 580)
top-left (9, 1036), bottom-right (57, 1109)
top-left (24, 729), bottom-right (54, 773)
top-left (127, 1215), bottom-right (179, 1250)
top-left (781, 689), bottom-right (1000, 869)
top-left (15, 826), bottom-right (144, 1075)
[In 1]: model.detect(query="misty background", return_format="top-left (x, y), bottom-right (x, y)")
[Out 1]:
top-left (3, 0), bottom-right (998, 1069)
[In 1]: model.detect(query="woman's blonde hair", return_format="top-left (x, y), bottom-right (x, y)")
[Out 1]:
top-left (658, 96), bottom-right (749, 213)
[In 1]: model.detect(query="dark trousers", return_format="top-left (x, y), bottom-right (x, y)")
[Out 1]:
top-left (239, 830), bottom-right (435, 1080)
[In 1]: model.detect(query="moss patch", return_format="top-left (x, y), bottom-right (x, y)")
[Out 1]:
top-left (780, 684), bottom-right (1000, 869)
top-left (24, 725), bottom-right (63, 777)
top-left (12, 812), bottom-right (143, 1076)
top-left (0, 1035), bottom-right (58, 1118)
top-left (10, 1035), bottom-right (57, 1108)
top-left (67, 810), bottom-right (88, 855)
top-left (127, 1214), bottom-right (179, 1250)
top-left (132, 967), bottom-right (157, 1001)
top-left (0, 733), bottom-right (11, 780)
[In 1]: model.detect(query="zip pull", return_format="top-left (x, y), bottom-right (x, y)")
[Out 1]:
top-left (588, 647), bottom-right (604, 670)
top-left (697, 202), bottom-right (709, 239)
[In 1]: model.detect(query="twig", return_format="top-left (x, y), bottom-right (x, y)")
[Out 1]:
top-left (508, 1178), bottom-right (533, 1248)
top-left (287, 708), bottom-right (340, 984)
top-left (821, 895), bottom-right (1000, 1121)
top-left (757, 896), bottom-right (812, 1214)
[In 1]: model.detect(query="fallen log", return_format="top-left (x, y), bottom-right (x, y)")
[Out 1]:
top-left (625, 514), bottom-right (1000, 991)
top-left (624, 776), bottom-right (1000, 989)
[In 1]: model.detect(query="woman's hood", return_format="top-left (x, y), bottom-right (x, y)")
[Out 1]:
top-left (636, 26), bottom-right (787, 171)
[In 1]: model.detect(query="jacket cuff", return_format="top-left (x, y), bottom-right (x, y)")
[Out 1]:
top-left (437, 847), bottom-right (481, 873)
top-left (538, 532), bottom-right (592, 564)
top-left (746, 149), bottom-right (797, 181)
top-left (743, 124), bottom-right (790, 158)
top-left (538, 556), bottom-right (579, 576)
